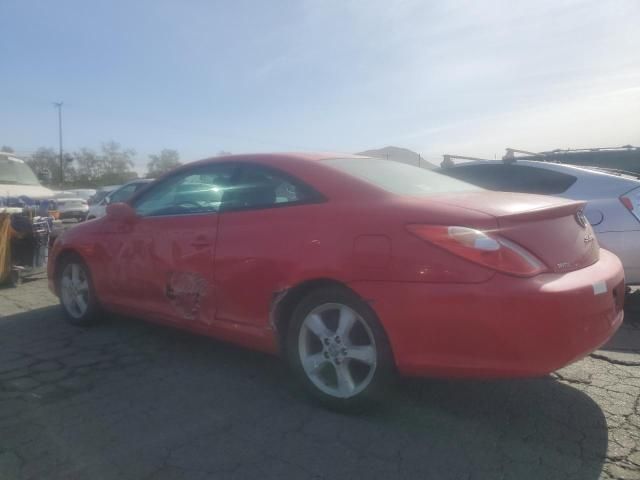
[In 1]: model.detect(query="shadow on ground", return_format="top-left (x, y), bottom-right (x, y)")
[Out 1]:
top-left (0, 307), bottom-right (608, 480)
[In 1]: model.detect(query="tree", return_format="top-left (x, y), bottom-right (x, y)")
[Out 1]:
top-left (74, 148), bottom-right (104, 184)
top-left (217, 150), bottom-right (232, 156)
top-left (1, 145), bottom-right (14, 153)
top-left (146, 149), bottom-right (181, 177)
top-left (74, 141), bottom-right (137, 186)
top-left (26, 147), bottom-right (76, 185)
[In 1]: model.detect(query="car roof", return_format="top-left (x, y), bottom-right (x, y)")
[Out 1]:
top-left (130, 153), bottom-right (384, 203)
top-left (183, 152), bottom-right (365, 169)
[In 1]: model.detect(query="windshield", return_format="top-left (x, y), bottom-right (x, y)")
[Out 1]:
top-left (0, 158), bottom-right (40, 186)
top-left (326, 158), bottom-right (480, 197)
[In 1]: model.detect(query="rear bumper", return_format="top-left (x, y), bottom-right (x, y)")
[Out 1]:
top-left (349, 249), bottom-right (625, 378)
top-left (59, 210), bottom-right (88, 220)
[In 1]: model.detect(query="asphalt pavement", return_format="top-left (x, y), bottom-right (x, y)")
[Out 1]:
top-left (0, 277), bottom-right (639, 480)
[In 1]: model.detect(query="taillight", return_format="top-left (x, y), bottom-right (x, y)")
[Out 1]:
top-left (406, 225), bottom-right (547, 277)
top-left (620, 187), bottom-right (640, 222)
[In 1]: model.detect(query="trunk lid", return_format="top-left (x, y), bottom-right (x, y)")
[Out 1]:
top-left (427, 191), bottom-right (600, 273)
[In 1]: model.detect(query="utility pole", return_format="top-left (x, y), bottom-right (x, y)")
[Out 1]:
top-left (53, 101), bottom-right (64, 184)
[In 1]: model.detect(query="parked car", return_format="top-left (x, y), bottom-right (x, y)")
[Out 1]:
top-left (48, 153), bottom-right (624, 407)
top-left (87, 185), bottom-right (120, 206)
top-left (68, 189), bottom-right (97, 201)
top-left (86, 179), bottom-right (153, 220)
top-left (440, 159), bottom-right (640, 285)
top-left (56, 197), bottom-right (89, 222)
top-left (0, 152), bottom-right (56, 202)
top-left (510, 145), bottom-right (640, 175)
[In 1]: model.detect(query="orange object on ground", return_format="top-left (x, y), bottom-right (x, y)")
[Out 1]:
top-left (0, 213), bottom-right (14, 283)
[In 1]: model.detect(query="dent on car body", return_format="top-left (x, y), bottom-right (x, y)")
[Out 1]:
top-left (165, 271), bottom-right (209, 321)
top-left (269, 287), bottom-right (290, 335)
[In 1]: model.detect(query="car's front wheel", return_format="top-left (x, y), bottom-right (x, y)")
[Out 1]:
top-left (57, 255), bottom-right (100, 326)
top-left (287, 287), bottom-right (394, 409)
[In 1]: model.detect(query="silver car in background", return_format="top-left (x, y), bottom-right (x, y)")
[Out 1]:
top-left (56, 197), bottom-right (89, 222)
top-left (440, 159), bottom-right (640, 285)
top-left (86, 178), bottom-right (153, 220)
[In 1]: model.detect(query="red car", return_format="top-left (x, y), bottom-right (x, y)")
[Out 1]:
top-left (48, 153), bottom-right (625, 406)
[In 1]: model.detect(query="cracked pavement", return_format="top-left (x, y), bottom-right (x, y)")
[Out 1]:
top-left (0, 278), bottom-right (639, 480)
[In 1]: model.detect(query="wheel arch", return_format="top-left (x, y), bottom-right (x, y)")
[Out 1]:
top-left (271, 277), bottom-right (395, 365)
top-left (271, 278), bottom-right (350, 353)
top-left (52, 248), bottom-right (89, 296)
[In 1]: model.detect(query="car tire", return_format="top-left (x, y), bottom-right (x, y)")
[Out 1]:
top-left (56, 254), bottom-right (101, 326)
top-left (286, 286), bottom-right (395, 409)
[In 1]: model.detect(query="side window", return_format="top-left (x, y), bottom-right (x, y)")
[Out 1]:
top-left (443, 165), bottom-right (511, 190)
top-left (222, 165), bottom-right (319, 210)
top-left (444, 164), bottom-right (576, 194)
top-left (507, 166), bottom-right (577, 194)
top-left (133, 165), bottom-right (237, 217)
top-left (109, 184), bottom-right (138, 203)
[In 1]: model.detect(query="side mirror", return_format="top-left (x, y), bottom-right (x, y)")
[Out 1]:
top-left (106, 202), bottom-right (137, 222)
top-left (103, 196), bottom-right (111, 205)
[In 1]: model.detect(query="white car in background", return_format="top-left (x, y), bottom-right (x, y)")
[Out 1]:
top-left (440, 159), bottom-right (640, 284)
top-left (0, 152), bottom-right (56, 202)
top-left (86, 178), bottom-right (153, 220)
top-left (68, 189), bottom-right (96, 201)
top-left (55, 197), bottom-right (89, 222)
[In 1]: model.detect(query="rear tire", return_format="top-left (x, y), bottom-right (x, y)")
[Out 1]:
top-left (286, 286), bottom-right (395, 409)
top-left (56, 255), bottom-right (100, 326)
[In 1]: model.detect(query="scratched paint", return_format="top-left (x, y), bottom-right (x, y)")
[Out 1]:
top-left (166, 272), bottom-right (208, 320)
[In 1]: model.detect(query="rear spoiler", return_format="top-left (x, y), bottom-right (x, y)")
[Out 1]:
top-left (498, 199), bottom-right (587, 223)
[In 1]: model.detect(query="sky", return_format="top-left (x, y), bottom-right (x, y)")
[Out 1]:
top-left (1, 0), bottom-right (639, 171)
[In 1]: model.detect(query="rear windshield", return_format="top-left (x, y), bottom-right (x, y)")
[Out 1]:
top-left (325, 158), bottom-right (480, 196)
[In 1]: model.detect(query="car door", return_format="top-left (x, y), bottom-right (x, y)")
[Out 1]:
top-left (104, 163), bottom-right (238, 326)
top-left (214, 163), bottom-right (325, 329)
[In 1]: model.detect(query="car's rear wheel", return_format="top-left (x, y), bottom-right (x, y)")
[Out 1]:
top-left (286, 287), bottom-right (394, 409)
top-left (57, 256), bottom-right (100, 326)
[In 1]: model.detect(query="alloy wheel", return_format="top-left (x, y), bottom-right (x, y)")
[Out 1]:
top-left (60, 263), bottom-right (90, 319)
top-left (298, 303), bottom-right (377, 399)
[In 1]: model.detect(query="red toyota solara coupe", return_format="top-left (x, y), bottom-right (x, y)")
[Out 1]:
top-left (48, 153), bottom-right (625, 406)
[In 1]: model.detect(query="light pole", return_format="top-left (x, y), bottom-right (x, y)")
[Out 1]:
top-left (53, 101), bottom-right (64, 184)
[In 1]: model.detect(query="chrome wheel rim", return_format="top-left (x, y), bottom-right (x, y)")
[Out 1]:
top-left (60, 263), bottom-right (90, 319)
top-left (298, 303), bottom-right (377, 399)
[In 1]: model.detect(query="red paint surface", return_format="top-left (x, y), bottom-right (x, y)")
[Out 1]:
top-left (48, 153), bottom-right (624, 377)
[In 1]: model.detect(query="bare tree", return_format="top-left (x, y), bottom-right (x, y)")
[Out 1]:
top-left (27, 147), bottom-right (75, 185)
top-left (74, 141), bottom-right (137, 186)
top-left (147, 149), bottom-right (181, 177)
